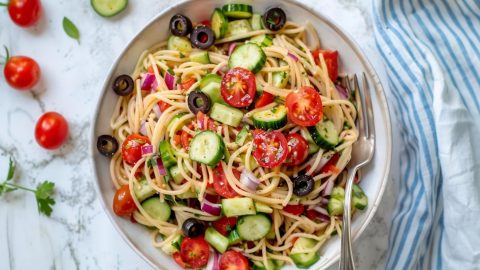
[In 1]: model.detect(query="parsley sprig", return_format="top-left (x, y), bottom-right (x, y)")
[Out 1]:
top-left (0, 158), bottom-right (56, 216)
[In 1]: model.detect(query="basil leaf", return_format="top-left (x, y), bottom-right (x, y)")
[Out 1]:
top-left (62, 17), bottom-right (80, 42)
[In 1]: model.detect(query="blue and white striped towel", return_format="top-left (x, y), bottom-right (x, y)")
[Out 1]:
top-left (372, 0), bottom-right (480, 269)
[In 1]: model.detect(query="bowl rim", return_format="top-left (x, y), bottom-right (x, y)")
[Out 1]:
top-left (89, 0), bottom-right (392, 269)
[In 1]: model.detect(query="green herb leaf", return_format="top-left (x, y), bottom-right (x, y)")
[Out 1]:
top-left (6, 157), bottom-right (15, 181)
top-left (62, 17), bottom-right (80, 42)
top-left (35, 181), bottom-right (56, 216)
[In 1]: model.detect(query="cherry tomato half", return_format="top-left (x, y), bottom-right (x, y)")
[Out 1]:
top-left (172, 252), bottom-right (187, 268)
top-left (213, 165), bottom-right (239, 198)
top-left (212, 216), bottom-right (238, 236)
top-left (179, 78), bottom-right (197, 91)
top-left (7, 0), bottom-right (42, 27)
top-left (196, 112), bottom-right (217, 131)
top-left (121, 134), bottom-right (150, 165)
top-left (180, 237), bottom-right (210, 269)
top-left (285, 86), bottom-right (323, 127)
top-left (252, 130), bottom-right (288, 168)
top-left (4, 55), bottom-right (40, 90)
top-left (319, 153), bottom-right (340, 174)
top-left (158, 101), bottom-right (171, 112)
top-left (255, 92), bottom-right (275, 108)
top-left (180, 130), bottom-right (193, 150)
top-left (283, 204), bottom-right (305, 215)
top-left (221, 67), bottom-right (256, 108)
top-left (284, 133), bottom-right (309, 166)
top-left (113, 184), bottom-right (137, 217)
top-left (219, 250), bottom-right (250, 270)
top-left (34, 112), bottom-right (69, 150)
top-left (312, 49), bottom-right (339, 82)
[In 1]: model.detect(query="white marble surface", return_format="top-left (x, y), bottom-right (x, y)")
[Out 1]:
top-left (0, 0), bottom-right (398, 269)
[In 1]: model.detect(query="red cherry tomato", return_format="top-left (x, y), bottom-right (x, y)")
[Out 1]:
top-left (212, 216), bottom-right (238, 236)
top-left (285, 86), bottom-right (323, 127)
top-left (254, 92), bottom-right (275, 108)
top-left (180, 130), bottom-right (193, 150)
top-left (283, 204), bottom-right (305, 215)
top-left (179, 78), bottom-right (197, 91)
top-left (196, 112), bottom-right (217, 131)
top-left (213, 165), bottom-right (239, 198)
top-left (113, 184), bottom-right (137, 217)
top-left (7, 0), bottom-right (42, 27)
top-left (180, 237), bottom-right (210, 269)
top-left (221, 67), bottom-right (256, 108)
top-left (4, 55), bottom-right (40, 90)
top-left (312, 49), bottom-right (339, 82)
top-left (121, 134), bottom-right (150, 165)
top-left (34, 112), bottom-right (69, 150)
top-left (158, 101), bottom-right (171, 112)
top-left (172, 252), bottom-right (187, 268)
top-left (199, 20), bottom-right (212, 27)
top-left (252, 130), bottom-right (288, 168)
top-left (219, 250), bottom-right (250, 270)
top-left (284, 133), bottom-right (309, 166)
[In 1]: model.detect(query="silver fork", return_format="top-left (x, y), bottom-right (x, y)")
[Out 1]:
top-left (338, 73), bottom-right (375, 270)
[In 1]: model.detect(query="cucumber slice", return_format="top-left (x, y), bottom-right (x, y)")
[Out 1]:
top-left (352, 184), bottom-right (368, 210)
top-left (308, 119), bottom-right (339, 150)
top-left (250, 14), bottom-right (264, 30)
top-left (254, 201), bottom-right (273, 214)
top-left (253, 259), bottom-right (276, 270)
top-left (222, 3), bottom-right (253, 19)
top-left (200, 74), bottom-right (224, 105)
top-left (235, 126), bottom-right (250, 146)
top-left (229, 43), bottom-right (266, 73)
top-left (189, 50), bottom-right (210, 64)
top-left (189, 131), bottom-right (225, 166)
top-left (133, 178), bottom-right (156, 202)
top-left (141, 197), bottom-right (171, 221)
top-left (228, 229), bottom-right (242, 245)
top-left (249, 34), bottom-right (273, 47)
top-left (265, 225), bottom-right (276, 240)
top-left (290, 237), bottom-right (320, 268)
top-left (211, 8), bottom-right (228, 39)
top-left (272, 71), bottom-right (289, 88)
top-left (210, 103), bottom-right (244, 127)
top-left (225, 19), bottom-right (252, 37)
top-left (91, 0), bottom-right (128, 17)
top-left (252, 105), bottom-right (287, 130)
top-left (168, 165), bottom-right (184, 184)
top-left (327, 197), bottom-right (343, 216)
top-left (205, 227), bottom-right (229, 253)
top-left (331, 186), bottom-right (345, 200)
top-left (237, 214), bottom-right (271, 241)
top-left (177, 188), bottom-right (197, 199)
top-left (300, 128), bottom-right (320, 154)
top-left (167, 36), bottom-right (192, 54)
top-left (160, 233), bottom-right (183, 255)
top-left (159, 141), bottom-right (177, 168)
top-left (222, 197), bottom-right (256, 217)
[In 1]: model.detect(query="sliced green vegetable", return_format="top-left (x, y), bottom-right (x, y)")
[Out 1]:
top-left (205, 227), bottom-right (229, 253)
top-left (210, 103), bottom-right (244, 127)
top-left (222, 197), bottom-right (256, 217)
top-left (91, 0), bottom-right (128, 17)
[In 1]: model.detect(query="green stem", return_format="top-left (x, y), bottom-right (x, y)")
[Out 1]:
top-left (0, 2), bottom-right (8, 7)
top-left (4, 182), bottom-right (36, 193)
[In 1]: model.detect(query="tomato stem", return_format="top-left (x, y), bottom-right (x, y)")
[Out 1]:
top-left (0, 45), bottom-right (9, 65)
top-left (0, 2), bottom-right (8, 7)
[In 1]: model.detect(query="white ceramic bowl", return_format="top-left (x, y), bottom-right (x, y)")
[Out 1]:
top-left (91, 1), bottom-right (392, 269)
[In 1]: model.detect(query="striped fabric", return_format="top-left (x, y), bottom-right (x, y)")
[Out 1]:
top-left (372, 0), bottom-right (480, 269)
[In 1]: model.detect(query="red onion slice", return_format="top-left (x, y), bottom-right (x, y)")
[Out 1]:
top-left (153, 104), bottom-right (162, 119)
top-left (141, 73), bottom-right (156, 90)
top-left (201, 198), bottom-right (222, 216)
top-left (335, 84), bottom-right (349, 100)
top-left (141, 144), bottom-right (153, 156)
top-left (139, 121), bottom-right (148, 136)
top-left (156, 158), bottom-right (166, 175)
top-left (212, 251), bottom-right (220, 270)
top-left (311, 206), bottom-right (331, 222)
top-left (228, 43), bottom-right (237, 56)
top-left (240, 169), bottom-right (260, 191)
top-left (288, 52), bottom-right (299, 62)
top-left (322, 179), bottom-right (334, 196)
top-left (165, 72), bottom-right (176, 90)
top-left (151, 79), bottom-right (158, 92)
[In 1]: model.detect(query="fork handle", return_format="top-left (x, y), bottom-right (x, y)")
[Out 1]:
top-left (339, 169), bottom-right (357, 270)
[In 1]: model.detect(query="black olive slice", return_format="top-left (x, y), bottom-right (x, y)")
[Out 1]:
top-left (187, 91), bottom-right (212, 114)
top-left (190, 26), bottom-right (215, 49)
top-left (112, 75), bottom-right (134, 96)
top-left (170, 14), bottom-right (193, 36)
top-left (263, 7), bottom-right (286, 31)
top-left (292, 174), bottom-right (314, 196)
top-left (97, 135), bottom-right (119, 157)
top-left (182, 218), bottom-right (205, 237)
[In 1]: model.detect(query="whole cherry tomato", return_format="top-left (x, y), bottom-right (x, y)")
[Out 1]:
top-left (6, 0), bottom-right (42, 27)
top-left (113, 184), bottom-right (136, 216)
top-left (35, 112), bottom-right (69, 150)
top-left (4, 52), bottom-right (41, 90)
